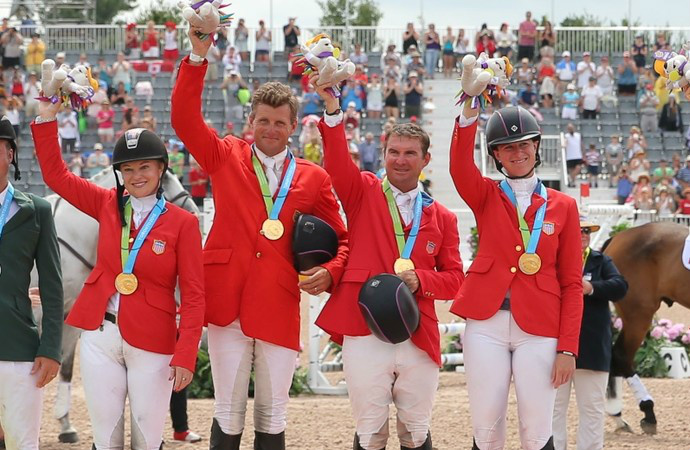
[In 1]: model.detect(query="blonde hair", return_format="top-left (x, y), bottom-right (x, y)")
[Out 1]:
top-left (384, 123), bottom-right (430, 156)
top-left (250, 82), bottom-right (298, 123)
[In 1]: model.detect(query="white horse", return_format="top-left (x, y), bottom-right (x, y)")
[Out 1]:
top-left (30, 168), bottom-right (199, 443)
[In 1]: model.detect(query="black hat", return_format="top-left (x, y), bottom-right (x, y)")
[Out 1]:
top-left (0, 115), bottom-right (19, 180)
top-left (113, 128), bottom-right (168, 169)
top-left (292, 214), bottom-right (338, 272)
top-left (358, 274), bottom-right (420, 344)
top-left (112, 128), bottom-right (169, 225)
top-left (485, 106), bottom-right (541, 177)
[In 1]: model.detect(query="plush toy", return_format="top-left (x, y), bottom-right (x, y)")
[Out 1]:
top-left (456, 53), bottom-right (513, 108)
top-left (181, 0), bottom-right (233, 41)
top-left (297, 34), bottom-right (355, 97)
top-left (653, 42), bottom-right (690, 100)
top-left (39, 59), bottom-right (98, 110)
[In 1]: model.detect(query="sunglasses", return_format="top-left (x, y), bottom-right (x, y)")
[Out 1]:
top-left (581, 228), bottom-right (592, 235)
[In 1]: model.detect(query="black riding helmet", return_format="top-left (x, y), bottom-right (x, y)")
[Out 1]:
top-left (0, 116), bottom-right (20, 180)
top-left (112, 128), bottom-right (169, 225)
top-left (485, 106), bottom-right (542, 179)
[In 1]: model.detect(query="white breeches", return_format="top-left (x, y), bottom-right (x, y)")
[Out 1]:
top-left (0, 361), bottom-right (43, 450)
top-left (553, 369), bottom-right (608, 450)
top-left (208, 320), bottom-right (297, 435)
top-left (464, 310), bottom-right (558, 450)
top-left (342, 335), bottom-right (438, 450)
top-left (80, 321), bottom-right (173, 450)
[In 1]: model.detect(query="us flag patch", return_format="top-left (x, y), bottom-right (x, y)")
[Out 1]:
top-left (426, 241), bottom-right (436, 254)
top-left (152, 240), bottom-right (166, 255)
top-left (543, 222), bottom-right (555, 235)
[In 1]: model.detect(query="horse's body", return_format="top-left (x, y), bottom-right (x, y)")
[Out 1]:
top-left (603, 221), bottom-right (690, 434)
top-left (30, 168), bottom-right (198, 443)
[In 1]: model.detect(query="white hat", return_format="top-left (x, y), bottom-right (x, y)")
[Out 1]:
top-left (56, 51), bottom-right (66, 59)
top-left (562, 51), bottom-right (571, 57)
top-left (94, 143), bottom-right (104, 151)
top-left (567, 83), bottom-right (576, 90)
top-left (347, 101), bottom-right (356, 108)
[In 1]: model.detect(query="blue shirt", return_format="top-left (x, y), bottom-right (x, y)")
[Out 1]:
top-left (358, 140), bottom-right (378, 164)
top-left (617, 177), bottom-right (634, 198)
top-left (302, 92), bottom-right (322, 115)
top-left (677, 167), bottom-right (690, 184)
top-left (563, 91), bottom-right (580, 108)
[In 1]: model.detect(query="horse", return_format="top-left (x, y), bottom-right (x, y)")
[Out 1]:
top-left (30, 168), bottom-right (199, 443)
top-left (602, 221), bottom-right (690, 435)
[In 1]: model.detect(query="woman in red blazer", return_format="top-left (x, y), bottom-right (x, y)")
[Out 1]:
top-left (31, 101), bottom-right (204, 450)
top-left (449, 100), bottom-right (583, 450)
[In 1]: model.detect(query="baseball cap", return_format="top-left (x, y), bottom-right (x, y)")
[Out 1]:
top-left (583, 51), bottom-right (591, 57)
top-left (347, 101), bottom-right (356, 108)
top-left (94, 143), bottom-right (104, 151)
top-left (562, 51), bottom-right (571, 57)
top-left (56, 51), bottom-right (66, 59)
top-left (567, 83), bottom-right (576, 90)
top-left (623, 51), bottom-right (631, 57)
top-left (685, 155), bottom-right (690, 162)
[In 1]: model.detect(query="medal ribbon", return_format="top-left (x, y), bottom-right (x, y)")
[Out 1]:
top-left (120, 196), bottom-right (166, 274)
top-left (0, 183), bottom-right (14, 242)
top-left (251, 149), bottom-right (296, 220)
top-left (500, 180), bottom-right (548, 255)
top-left (382, 177), bottom-right (423, 259)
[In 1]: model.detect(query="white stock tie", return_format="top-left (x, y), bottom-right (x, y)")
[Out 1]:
top-left (263, 157), bottom-right (279, 196)
top-left (397, 193), bottom-right (413, 226)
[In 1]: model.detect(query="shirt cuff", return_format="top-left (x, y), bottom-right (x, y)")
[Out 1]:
top-left (457, 113), bottom-right (478, 128)
top-left (323, 110), bottom-right (344, 127)
top-left (34, 116), bottom-right (57, 124)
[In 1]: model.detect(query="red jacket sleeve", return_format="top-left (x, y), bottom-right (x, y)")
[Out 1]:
top-left (313, 174), bottom-right (349, 288)
top-left (171, 213), bottom-right (205, 371)
top-left (415, 210), bottom-right (465, 300)
top-left (556, 197), bottom-right (584, 355)
top-left (448, 119), bottom-right (491, 214)
top-left (171, 57), bottom-right (242, 174)
top-left (318, 118), bottom-right (366, 215)
top-left (31, 120), bottom-right (110, 220)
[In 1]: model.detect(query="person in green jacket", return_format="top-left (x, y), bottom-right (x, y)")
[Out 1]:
top-left (0, 115), bottom-right (63, 450)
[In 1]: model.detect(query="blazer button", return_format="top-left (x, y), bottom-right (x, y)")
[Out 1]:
top-left (515, 245), bottom-right (522, 252)
top-left (510, 267), bottom-right (517, 273)
top-left (256, 252), bottom-right (262, 258)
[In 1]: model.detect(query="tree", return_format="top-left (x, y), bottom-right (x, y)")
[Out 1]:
top-left (97, 0), bottom-right (136, 24)
top-left (37, 0), bottom-right (134, 24)
top-left (135, 3), bottom-right (183, 25)
top-left (317, 0), bottom-right (383, 26)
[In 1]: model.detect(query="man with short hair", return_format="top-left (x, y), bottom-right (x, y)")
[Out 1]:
top-left (576, 52), bottom-right (596, 89)
top-left (357, 132), bottom-right (379, 173)
top-left (518, 11), bottom-right (537, 61)
top-left (314, 77), bottom-right (463, 450)
top-left (171, 26), bottom-right (349, 450)
top-left (676, 155), bottom-right (690, 190)
top-left (0, 115), bottom-right (63, 450)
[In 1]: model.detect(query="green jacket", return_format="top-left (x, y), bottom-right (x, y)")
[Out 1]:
top-left (0, 188), bottom-right (63, 362)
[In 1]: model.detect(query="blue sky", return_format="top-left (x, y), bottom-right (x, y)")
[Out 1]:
top-left (130, 0), bottom-right (690, 28)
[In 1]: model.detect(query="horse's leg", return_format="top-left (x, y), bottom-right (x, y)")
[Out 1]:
top-left (606, 376), bottom-right (633, 433)
top-left (55, 324), bottom-right (80, 443)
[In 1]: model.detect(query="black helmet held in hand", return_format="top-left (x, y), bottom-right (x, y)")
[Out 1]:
top-left (112, 128), bottom-right (168, 169)
top-left (485, 106), bottom-right (542, 178)
top-left (0, 115), bottom-right (19, 180)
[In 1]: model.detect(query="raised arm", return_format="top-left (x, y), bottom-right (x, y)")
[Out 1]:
top-left (315, 82), bottom-right (367, 214)
top-left (171, 29), bottom-right (241, 174)
top-left (448, 101), bottom-right (491, 212)
top-left (32, 110), bottom-right (110, 220)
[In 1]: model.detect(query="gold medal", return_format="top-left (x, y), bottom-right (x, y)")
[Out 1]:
top-left (394, 258), bottom-right (415, 274)
top-left (115, 273), bottom-right (139, 295)
top-left (261, 219), bottom-right (284, 240)
top-left (518, 253), bottom-right (542, 275)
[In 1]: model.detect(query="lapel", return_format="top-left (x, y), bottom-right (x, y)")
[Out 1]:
top-left (3, 189), bottom-right (35, 234)
top-left (584, 250), bottom-right (601, 275)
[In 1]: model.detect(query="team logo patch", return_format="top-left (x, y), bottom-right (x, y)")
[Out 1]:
top-left (510, 125), bottom-right (518, 132)
top-left (543, 222), bottom-right (555, 235)
top-left (152, 240), bottom-right (166, 255)
top-left (426, 241), bottom-right (436, 254)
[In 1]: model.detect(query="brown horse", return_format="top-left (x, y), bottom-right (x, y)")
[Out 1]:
top-left (602, 221), bottom-right (690, 434)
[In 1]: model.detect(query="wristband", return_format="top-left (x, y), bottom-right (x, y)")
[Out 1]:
top-left (189, 53), bottom-right (204, 63)
top-left (35, 116), bottom-right (57, 124)
top-left (558, 351), bottom-right (575, 357)
top-left (325, 108), bottom-right (342, 116)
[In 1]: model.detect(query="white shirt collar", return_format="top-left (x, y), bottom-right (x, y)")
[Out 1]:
top-left (253, 145), bottom-right (289, 172)
top-left (0, 182), bottom-right (11, 205)
top-left (389, 181), bottom-right (422, 203)
top-left (506, 173), bottom-right (538, 195)
top-left (130, 193), bottom-right (158, 215)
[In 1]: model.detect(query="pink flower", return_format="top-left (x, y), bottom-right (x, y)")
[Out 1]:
top-left (613, 317), bottom-right (623, 331)
top-left (682, 333), bottom-right (690, 345)
top-left (650, 326), bottom-right (665, 339)
top-left (658, 318), bottom-right (672, 328)
top-left (667, 327), bottom-right (681, 341)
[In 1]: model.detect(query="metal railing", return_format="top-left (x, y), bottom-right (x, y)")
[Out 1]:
top-left (17, 24), bottom-right (690, 58)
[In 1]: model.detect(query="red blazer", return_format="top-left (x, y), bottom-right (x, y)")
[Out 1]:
top-left (171, 58), bottom-right (348, 351)
top-left (32, 121), bottom-right (205, 372)
top-left (449, 120), bottom-right (583, 354)
top-left (316, 119), bottom-right (464, 365)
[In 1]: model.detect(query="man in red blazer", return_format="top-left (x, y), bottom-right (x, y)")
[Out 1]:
top-left (314, 82), bottom-right (464, 450)
top-left (171, 28), bottom-right (348, 450)
top-left (448, 92), bottom-right (583, 449)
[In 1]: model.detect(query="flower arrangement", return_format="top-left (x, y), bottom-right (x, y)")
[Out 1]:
top-left (612, 315), bottom-right (690, 378)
